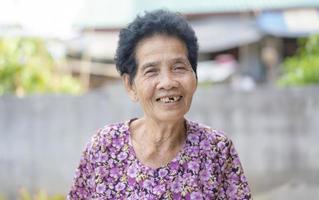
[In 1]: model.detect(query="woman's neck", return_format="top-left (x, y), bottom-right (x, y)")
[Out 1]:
top-left (132, 117), bottom-right (186, 149)
top-left (129, 117), bottom-right (187, 168)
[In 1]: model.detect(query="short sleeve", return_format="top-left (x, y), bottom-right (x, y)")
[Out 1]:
top-left (67, 141), bottom-right (95, 199)
top-left (219, 138), bottom-right (252, 200)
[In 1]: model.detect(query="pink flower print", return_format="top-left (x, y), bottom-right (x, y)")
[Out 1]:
top-left (200, 140), bottom-right (211, 151)
top-left (97, 152), bottom-right (108, 162)
top-left (188, 161), bottom-right (200, 172)
top-left (183, 172), bottom-right (192, 181)
top-left (128, 164), bottom-right (138, 178)
top-left (230, 144), bottom-right (237, 154)
top-left (95, 166), bottom-right (108, 177)
top-left (189, 146), bottom-right (199, 157)
top-left (79, 156), bottom-right (88, 165)
top-left (241, 174), bottom-right (247, 182)
top-left (92, 195), bottom-right (104, 200)
top-left (110, 151), bottom-right (117, 159)
top-left (76, 177), bottom-right (84, 186)
top-left (112, 138), bottom-right (124, 148)
top-left (232, 157), bottom-right (241, 166)
top-left (68, 121), bottom-right (251, 199)
top-left (158, 168), bottom-right (168, 177)
top-left (143, 179), bottom-right (154, 191)
top-left (117, 151), bottom-right (128, 161)
top-left (189, 134), bottom-right (199, 144)
top-left (227, 184), bottom-right (237, 197)
top-left (170, 161), bottom-right (179, 170)
top-left (145, 193), bottom-right (156, 199)
top-left (199, 169), bottom-right (210, 182)
top-left (147, 168), bottom-right (155, 176)
top-left (172, 193), bottom-right (182, 199)
top-left (105, 190), bottom-right (112, 198)
top-left (96, 183), bottom-right (106, 194)
top-left (78, 188), bottom-right (88, 197)
top-left (110, 167), bottom-right (120, 178)
top-left (171, 180), bottom-right (182, 193)
top-left (107, 159), bottom-right (115, 168)
top-left (119, 124), bottom-right (127, 132)
top-left (190, 191), bottom-right (203, 199)
top-left (109, 129), bottom-right (117, 137)
top-left (206, 133), bottom-right (216, 141)
top-left (101, 136), bottom-right (111, 147)
top-left (127, 192), bottom-right (139, 200)
top-left (229, 172), bottom-right (240, 183)
top-left (217, 141), bottom-right (225, 150)
top-left (153, 184), bottom-right (166, 196)
top-left (115, 182), bottom-right (126, 192)
top-left (88, 176), bottom-right (95, 187)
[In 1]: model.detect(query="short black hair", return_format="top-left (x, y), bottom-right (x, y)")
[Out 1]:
top-left (115, 9), bottom-right (198, 84)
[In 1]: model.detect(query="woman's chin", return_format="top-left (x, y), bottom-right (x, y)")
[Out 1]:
top-left (150, 112), bottom-right (186, 123)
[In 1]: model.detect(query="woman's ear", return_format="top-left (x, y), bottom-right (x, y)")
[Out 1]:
top-left (122, 74), bottom-right (138, 102)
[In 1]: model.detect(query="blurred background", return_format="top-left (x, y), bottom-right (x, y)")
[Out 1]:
top-left (0, 0), bottom-right (319, 199)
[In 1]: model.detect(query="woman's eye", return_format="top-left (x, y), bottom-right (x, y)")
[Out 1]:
top-left (173, 64), bottom-right (186, 71)
top-left (144, 69), bottom-right (157, 75)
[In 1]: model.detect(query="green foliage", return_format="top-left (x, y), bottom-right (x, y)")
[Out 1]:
top-left (278, 35), bottom-right (319, 86)
top-left (0, 188), bottom-right (65, 200)
top-left (0, 37), bottom-right (83, 96)
top-left (0, 194), bottom-right (6, 200)
top-left (18, 188), bottom-right (65, 200)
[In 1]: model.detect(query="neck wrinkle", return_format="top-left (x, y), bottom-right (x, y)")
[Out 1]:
top-left (131, 117), bottom-right (187, 152)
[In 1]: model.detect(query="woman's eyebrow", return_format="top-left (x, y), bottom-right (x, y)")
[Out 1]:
top-left (171, 57), bottom-right (189, 63)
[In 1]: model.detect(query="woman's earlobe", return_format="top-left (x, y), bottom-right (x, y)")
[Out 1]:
top-left (122, 74), bottom-right (138, 102)
top-left (132, 92), bottom-right (138, 102)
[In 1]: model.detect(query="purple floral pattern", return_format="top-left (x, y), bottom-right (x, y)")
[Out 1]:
top-left (68, 119), bottom-right (251, 199)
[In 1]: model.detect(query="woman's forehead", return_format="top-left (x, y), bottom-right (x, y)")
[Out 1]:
top-left (135, 35), bottom-right (188, 67)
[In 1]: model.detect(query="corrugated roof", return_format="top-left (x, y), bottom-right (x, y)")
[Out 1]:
top-left (191, 16), bottom-right (262, 52)
top-left (75, 0), bottom-right (319, 28)
top-left (136, 0), bottom-right (319, 13)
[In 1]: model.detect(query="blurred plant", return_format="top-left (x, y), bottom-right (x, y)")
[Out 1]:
top-left (0, 194), bottom-right (6, 200)
top-left (18, 188), bottom-right (65, 200)
top-left (0, 37), bottom-right (83, 96)
top-left (278, 34), bottom-right (319, 86)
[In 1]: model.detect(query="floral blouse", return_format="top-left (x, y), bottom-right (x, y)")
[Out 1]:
top-left (68, 119), bottom-right (251, 199)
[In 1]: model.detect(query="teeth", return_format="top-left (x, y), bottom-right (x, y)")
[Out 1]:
top-left (159, 96), bottom-right (181, 103)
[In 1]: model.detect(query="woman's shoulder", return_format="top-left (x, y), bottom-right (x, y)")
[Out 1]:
top-left (97, 121), bottom-right (128, 137)
top-left (86, 120), bottom-right (129, 150)
top-left (186, 119), bottom-right (230, 145)
top-left (186, 120), bottom-right (237, 160)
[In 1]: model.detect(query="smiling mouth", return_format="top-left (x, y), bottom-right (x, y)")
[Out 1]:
top-left (156, 96), bottom-right (182, 103)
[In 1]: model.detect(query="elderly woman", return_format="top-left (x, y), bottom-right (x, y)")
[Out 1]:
top-left (68, 10), bottom-right (251, 199)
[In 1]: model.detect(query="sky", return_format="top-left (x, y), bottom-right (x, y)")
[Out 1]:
top-left (0, 0), bottom-right (85, 38)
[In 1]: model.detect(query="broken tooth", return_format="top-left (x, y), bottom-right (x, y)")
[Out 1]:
top-left (159, 96), bottom-right (181, 103)
top-left (160, 97), bottom-right (169, 103)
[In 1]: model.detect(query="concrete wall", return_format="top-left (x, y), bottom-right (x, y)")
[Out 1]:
top-left (0, 85), bottom-right (319, 199)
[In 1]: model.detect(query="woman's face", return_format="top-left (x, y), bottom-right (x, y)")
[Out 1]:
top-left (124, 34), bottom-right (197, 123)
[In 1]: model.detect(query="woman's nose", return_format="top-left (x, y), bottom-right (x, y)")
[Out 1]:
top-left (157, 71), bottom-right (178, 90)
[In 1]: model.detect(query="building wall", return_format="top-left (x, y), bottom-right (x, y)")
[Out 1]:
top-left (0, 85), bottom-right (318, 198)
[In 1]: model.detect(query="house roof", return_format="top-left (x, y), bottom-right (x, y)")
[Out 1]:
top-left (74, 0), bottom-right (319, 28)
top-left (191, 16), bottom-right (262, 52)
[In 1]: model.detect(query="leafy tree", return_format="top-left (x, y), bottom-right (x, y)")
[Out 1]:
top-left (0, 37), bottom-right (82, 96)
top-left (278, 34), bottom-right (319, 86)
